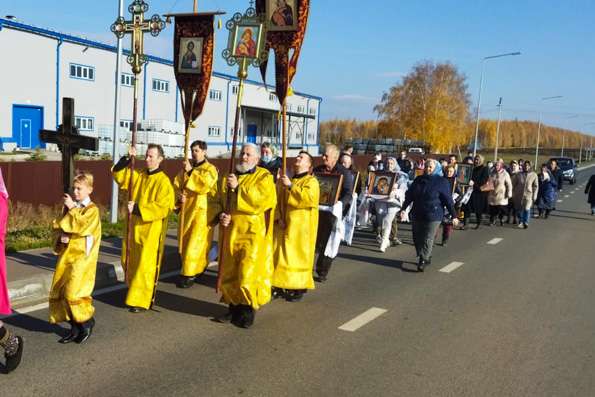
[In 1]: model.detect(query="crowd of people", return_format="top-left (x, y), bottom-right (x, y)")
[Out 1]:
top-left (0, 141), bottom-right (592, 373)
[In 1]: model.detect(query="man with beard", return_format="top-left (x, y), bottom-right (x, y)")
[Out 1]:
top-left (272, 151), bottom-right (319, 302)
top-left (215, 143), bottom-right (277, 328)
top-left (312, 144), bottom-right (354, 282)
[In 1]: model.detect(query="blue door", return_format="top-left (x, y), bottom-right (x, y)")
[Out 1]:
top-left (247, 124), bottom-right (257, 144)
top-left (12, 105), bottom-right (44, 149)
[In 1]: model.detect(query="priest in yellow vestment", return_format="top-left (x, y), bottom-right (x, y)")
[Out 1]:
top-left (272, 151), bottom-right (319, 302)
top-left (174, 140), bottom-right (219, 288)
top-left (49, 172), bottom-right (101, 344)
top-left (216, 143), bottom-right (276, 328)
top-left (112, 144), bottom-right (175, 312)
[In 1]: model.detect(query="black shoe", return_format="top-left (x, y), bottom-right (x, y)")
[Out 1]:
top-left (58, 327), bottom-right (80, 344)
top-left (417, 259), bottom-right (427, 273)
top-left (128, 307), bottom-right (146, 313)
top-left (272, 287), bottom-right (285, 300)
top-left (285, 290), bottom-right (304, 302)
top-left (74, 319), bottom-right (95, 344)
top-left (314, 275), bottom-right (327, 283)
top-left (234, 305), bottom-right (255, 329)
top-left (4, 336), bottom-right (24, 373)
top-left (176, 276), bottom-right (195, 289)
top-left (523, 223), bottom-right (528, 229)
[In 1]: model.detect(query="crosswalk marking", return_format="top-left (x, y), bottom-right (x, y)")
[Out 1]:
top-left (439, 261), bottom-right (465, 273)
top-left (338, 307), bottom-right (387, 332)
top-left (487, 238), bottom-right (503, 245)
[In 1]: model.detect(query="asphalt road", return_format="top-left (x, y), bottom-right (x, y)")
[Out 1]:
top-left (2, 169), bottom-right (594, 396)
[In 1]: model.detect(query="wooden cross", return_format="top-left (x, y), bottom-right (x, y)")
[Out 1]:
top-left (40, 98), bottom-right (98, 194)
top-left (111, 0), bottom-right (165, 74)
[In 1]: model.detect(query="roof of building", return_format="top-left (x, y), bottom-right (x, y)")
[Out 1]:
top-left (0, 17), bottom-right (323, 101)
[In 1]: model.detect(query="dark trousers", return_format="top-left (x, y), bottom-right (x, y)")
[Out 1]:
top-left (315, 211), bottom-right (337, 277)
top-left (412, 220), bottom-right (441, 262)
top-left (489, 205), bottom-right (507, 222)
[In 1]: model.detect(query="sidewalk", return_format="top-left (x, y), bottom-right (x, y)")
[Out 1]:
top-left (6, 230), bottom-right (183, 310)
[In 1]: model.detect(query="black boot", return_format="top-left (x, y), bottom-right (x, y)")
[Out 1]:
top-left (1, 327), bottom-right (24, 373)
top-left (272, 287), bottom-right (285, 300)
top-left (285, 289), bottom-right (305, 302)
top-left (234, 305), bottom-right (255, 329)
top-left (176, 275), bottom-right (195, 289)
top-left (74, 318), bottom-right (95, 344)
top-left (417, 258), bottom-right (427, 273)
top-left (58, 321), bottom-right (80, 344)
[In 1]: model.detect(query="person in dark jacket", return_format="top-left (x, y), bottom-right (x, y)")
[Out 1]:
top-left (312, 144), bottom-right (354, 282)
top-left (400, 159), bottom-right (458, 272)
top-left (469, 154), bottom-right (490, 229)
top-left (258, 142), bottom-right (282, 181)
top-left (585, 174), bottom-right (595, 215)
top-left (397, 151), bottom-right (413, 174)
top-left (549, 160), bottom-right (564, 192)
top-left (537, 164), bottom-right (557, 218)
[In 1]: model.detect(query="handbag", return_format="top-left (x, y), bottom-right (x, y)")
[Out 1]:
top-left (479, 179), bottom-right (494, 192)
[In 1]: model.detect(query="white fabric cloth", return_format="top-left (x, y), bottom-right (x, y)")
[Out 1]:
top-left (342, 193), bottom-right (358, 245)
top-left (76, 197), bottom-right (94, 256)
top-left (319, 201), bottom-right (344, 258)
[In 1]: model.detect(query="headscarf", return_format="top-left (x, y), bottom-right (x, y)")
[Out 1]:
top-left (387, 157), bottom-right (398, 172)
top-left (0, 168), bottom-right (8, 199)
top-left (432, 159), bottom-right (443, 176)
top-left (475, 154), bottom-right (485, 166)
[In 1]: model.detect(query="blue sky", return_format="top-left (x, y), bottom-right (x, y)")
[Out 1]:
top-left (2, 0), bottom-right (595, 135)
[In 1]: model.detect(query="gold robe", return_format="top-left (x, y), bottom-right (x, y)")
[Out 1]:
top-left (49, 202), bottom-right (101, 324)
top-left (273, 174), bottom-right (319, 290)
top-left (174, 161), bottom-right (219, 277)
top-left (219, 166), bottom-right (276, 309)
top-left (113, 165), bottom-right (175, 309)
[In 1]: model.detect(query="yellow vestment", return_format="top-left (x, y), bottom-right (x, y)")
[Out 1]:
top-left (49, 202), bottom-right (101, 324)
top-left (273, 174), bottom-right (319, 290)
top-left (113, 165), bottom-right (175, 309)
top-left (219, 167), bottom-right (276, 309)
top-left (174, 161), bottom-right (219, 277)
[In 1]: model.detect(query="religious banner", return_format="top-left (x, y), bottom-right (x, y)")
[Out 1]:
top-left (168, 12), bottom-right (223, 123)
top-left (256, 0), bottom-right (310, 105)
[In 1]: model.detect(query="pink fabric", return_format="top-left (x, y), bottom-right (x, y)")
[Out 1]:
top-left (0, 169), bottom-right (7, 199)
top-left (0, 194), bottom-right (11, 314)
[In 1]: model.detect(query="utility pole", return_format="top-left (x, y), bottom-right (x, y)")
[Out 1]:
top-left (494, 97), bottom-right (502, 161)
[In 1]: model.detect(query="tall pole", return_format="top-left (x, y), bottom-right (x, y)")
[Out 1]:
top-left (193, 0), bottom-right (198, 13)
top-left (494, 97), bottom-right (502, 162)
top-left (535, 95), bottom-right (563, 170)
top-left (579, 138), bottom-right (583, 164)
top-left (110, 0), bottom-right (124, 224)
top-left (561, 135), bottom-right (565, 157)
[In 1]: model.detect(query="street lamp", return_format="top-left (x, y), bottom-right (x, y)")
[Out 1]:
top-left (534, 95), bottom-right (563, 168)
top-left (472, 51), bottom-right (521, 158)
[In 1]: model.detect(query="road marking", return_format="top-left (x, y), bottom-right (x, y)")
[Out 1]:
top-left (439, 261), bottom-right (465, 273)
top-left (565, 195), bottom-right (570, 198)
top-left (557, 200), bottom-right (563, 203)
top-left (338, 307), bottom-right (387, 332)
top-left (570, 191), bottom-right (575, 194)
top-left (487, 238), bottom-right (503, 245)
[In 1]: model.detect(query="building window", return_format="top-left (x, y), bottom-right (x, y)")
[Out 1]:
top-left (209, 89), bottom-right (222, 101)
top-left (208, 126), bottom-right (221, 137)
top-left (287, 104), bottom-right (293, 111)
top-left (297, 105), bottom-right (305, 113)
top-left (232, 85), bottom-right (239, 95)
top-left (75, 116), bottom-right (94, 131)
top-left (120, 120), bottom-right (133, 129)
top-left (121, 73), bottom-right (135, 87)
top-left (269, 93), bottom-right (277, 102)
top-left (69, 63), bottom-right (95, 81)
top-left (152, 79), bottom-right (169, 93)
top-left (309, 107), bottom-right (316, 115)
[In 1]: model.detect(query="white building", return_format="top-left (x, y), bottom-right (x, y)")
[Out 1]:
top-left (0, 17), bottom-right (322, 157)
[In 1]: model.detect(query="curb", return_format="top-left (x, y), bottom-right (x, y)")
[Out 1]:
top-left (7, 248), bottom-right (182, 311)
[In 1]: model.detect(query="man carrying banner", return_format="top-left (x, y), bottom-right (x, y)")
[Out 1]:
top-left (272, 151), bottom-right (319, 302)
top-left (313, 144), bottom-right (354, 282)
top-left (112, 144), bottom-right (175, 312)
top-left (174, 140), bottom-right (219, 288)
top-left (216, 143), bottom-right (277, 328)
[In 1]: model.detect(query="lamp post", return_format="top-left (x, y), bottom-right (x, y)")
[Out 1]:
top-left (534, 95), bottom-right (563, 169)
top-left (494, 97), bottom-right (503, 162)
top-left (472, 51), bottom-right (521, 158)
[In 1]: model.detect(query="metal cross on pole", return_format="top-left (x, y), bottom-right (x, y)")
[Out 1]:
top-left (40, 97), bottom-right (99, 194)
top-left (111, 0), bottom-right (165, 273)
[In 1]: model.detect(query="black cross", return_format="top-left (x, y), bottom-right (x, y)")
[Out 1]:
top-left (40, 98), bottom-right (99, 194)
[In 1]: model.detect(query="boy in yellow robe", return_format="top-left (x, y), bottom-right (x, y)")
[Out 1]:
top-left (174, 140), bottom-right (219, 288)
top-left (49, 172), bottom-right (101, 344)
top-left (112, 144), bottom-right (175, 313)
top-left (216, 143), bottom-right (276, 328)
top-left (273, 151), bottom-right (319, 302)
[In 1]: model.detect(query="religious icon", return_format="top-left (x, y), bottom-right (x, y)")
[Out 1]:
top-left (456, 163), bottom-right (473, 186)
top-left (367, 172), bottom-right (396, 198)
top-left (233, 25), bottom-right (261, 59)
top-left (266, 0), bottom-right (298, 31)
top-left (314, 173), bottom-right (343, 206)
top-left (178, 37), bottom-right (203, 74)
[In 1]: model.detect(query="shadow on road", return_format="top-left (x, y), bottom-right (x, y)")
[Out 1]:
top-left (3, 313), bottom-right (66, 337)
top-left (338, 252), bottom-right (419, 273)
top-left (154, 290), bottom-right (226, 318)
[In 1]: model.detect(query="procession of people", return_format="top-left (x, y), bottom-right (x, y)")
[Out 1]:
top-left (0, 140), bottom-right (592, 373)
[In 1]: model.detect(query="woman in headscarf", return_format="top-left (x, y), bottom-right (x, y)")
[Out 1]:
top-left (376, 157), bottom-right (406, 251)
top-left (537, 163), bottom-right (557, 218)
top-left (487, 159), bottom-right (513, 226)
top-left (469, 154), bottom-right (490, 229)
top-left (0, 169), bottom-right (24, 372)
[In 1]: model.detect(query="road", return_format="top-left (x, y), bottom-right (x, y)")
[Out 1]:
top-left (2, 169), bottom-right (594, 396)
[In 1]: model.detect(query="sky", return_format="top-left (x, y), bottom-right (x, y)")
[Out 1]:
top-left (2, 0), bottom-right (595, 135)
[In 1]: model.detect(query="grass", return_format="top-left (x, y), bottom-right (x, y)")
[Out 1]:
top-left (5, 201), bottom-right (177, 253)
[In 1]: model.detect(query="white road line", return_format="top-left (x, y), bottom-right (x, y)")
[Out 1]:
top-left (439, 261), bottom-right (465, 273)
top-left (570, 191), bottom-right (575, 194)
top-left (557, 200), bottom-right (563, 203)
top-left (338, 307), bottom-right (387, 332)
top-left (487, 238), bottom-right (503, 245)
top-left (565, 195), bottom-right (570, 198)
